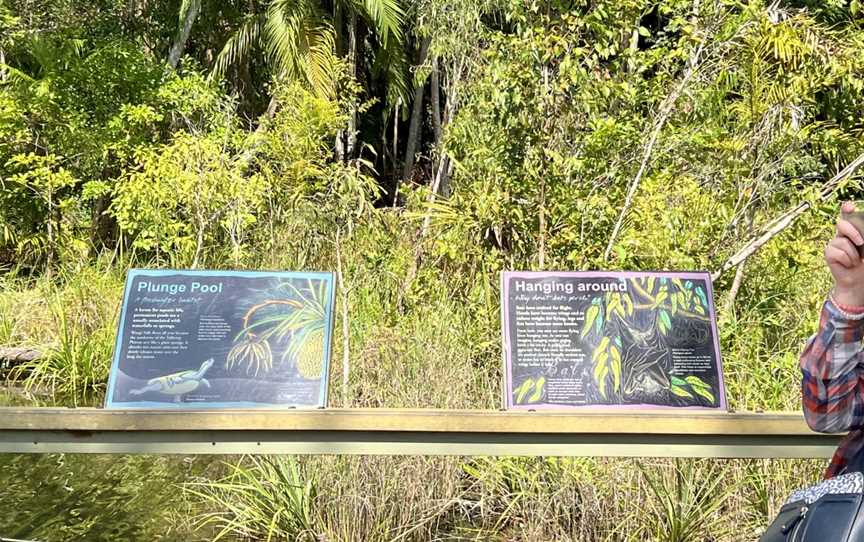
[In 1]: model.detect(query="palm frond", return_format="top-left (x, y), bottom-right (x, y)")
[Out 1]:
top-left (372, 34), bottom-right (410, 109)
top-left (355, 0), bottom-right (405, 47)
top-left (265, 0), bottom-right (316, 81)
top-left (0, 63), bottom-right (35, 88)
top-left (212, 15), bottom-right (264, 78)
top-left (303, 23), bottom-right (338, 99)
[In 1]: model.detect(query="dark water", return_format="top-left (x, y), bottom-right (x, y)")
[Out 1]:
top-left (0, 391), bottom-right (218, 542)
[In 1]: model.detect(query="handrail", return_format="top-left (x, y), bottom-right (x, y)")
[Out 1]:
top-left (0, 408), bottom-right (841, 458)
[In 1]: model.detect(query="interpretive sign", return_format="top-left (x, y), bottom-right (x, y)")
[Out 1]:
top-left (501, 271), bottom-right (725, 410)
top-left (106, 269), bottom-right (335, 409)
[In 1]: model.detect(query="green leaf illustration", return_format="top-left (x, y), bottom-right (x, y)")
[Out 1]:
top-left (610, 346), bottom-right (621, 392)
top-left (621, 292), bottom-right (634, 315)
top-left (670, 385), bottom-right (693, 398)
top-left (670, 376), bottom-right (687, 387)
top-left (657, 310), bottom-right (671, 335)
top-left (528, 376), bottom-right (545, 403)
top-left (594, 362), bottom-right (608, 399)
top-left (692, 385), bottom-right (715, 404)
top-left (515, 378), bottom-right (535, 404)
top-left (606, 294), bottom-right (619, 321)
top-left (695, 286), bottom-right (708, 307)
top-left (684, 375), bottom-right (710, 388)
top-left (581, 305), bottom-right (600, 338)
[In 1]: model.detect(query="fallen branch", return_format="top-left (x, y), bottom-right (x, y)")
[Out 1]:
top-left (711, 151), bottom-right (864, 281)
top-left (0, 347), bottom-right (42, 364)
top-left (0, 347), bottom-right (42, 374)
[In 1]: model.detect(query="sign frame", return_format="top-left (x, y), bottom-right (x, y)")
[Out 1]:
top-left (105, 268), bottom-right (336, 410)
top-left (501, 270), bottom-right (727, 411)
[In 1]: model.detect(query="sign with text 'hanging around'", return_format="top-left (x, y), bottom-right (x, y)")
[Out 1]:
top-left (106, 269), bottom-right (335, 409)
top-left (501, 271), bottom-right (726, 410)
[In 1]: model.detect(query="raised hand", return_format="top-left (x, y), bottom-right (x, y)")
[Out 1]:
top-left (826, 202), bottom-right (864, 307)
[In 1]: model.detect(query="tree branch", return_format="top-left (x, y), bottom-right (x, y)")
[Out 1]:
top-left (711, 151), bottom-right (864, 281)
top-left (603, 36), bottom-right (706, 262)
top-left (168, 0), bottom-right (201, 69)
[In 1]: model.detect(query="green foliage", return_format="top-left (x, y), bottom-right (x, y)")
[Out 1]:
top-left (187, 456), bottom-right (317, 541)
top-left (111, 129), bottom-right (264, 266)
top-left (0, 452), bottom-right (209, 541)
top-left (637, 459), bottom-right (736, 541)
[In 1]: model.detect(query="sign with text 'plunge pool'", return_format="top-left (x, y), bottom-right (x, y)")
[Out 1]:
top-left (501, 271), bottom-right (726, 410)
top-left (106, 269), bottom-right (335, 409)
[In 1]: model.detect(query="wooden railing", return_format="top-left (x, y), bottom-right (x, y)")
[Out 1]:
top-left (0, 408), bottom-right (840, 457)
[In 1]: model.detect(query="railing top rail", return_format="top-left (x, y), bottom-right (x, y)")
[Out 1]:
top-left (0, 407), bottom-right (817, 435)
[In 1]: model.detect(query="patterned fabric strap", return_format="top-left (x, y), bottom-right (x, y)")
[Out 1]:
top-left (785, 472), bottom-right (864, 506)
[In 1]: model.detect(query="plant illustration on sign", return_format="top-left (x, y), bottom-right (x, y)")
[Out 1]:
top-left (227, 279), bottom-right (329, 379)
top-left (513, 375), bottom-right (546, 405)
top-left (580, 278), bottom-right (715, 405)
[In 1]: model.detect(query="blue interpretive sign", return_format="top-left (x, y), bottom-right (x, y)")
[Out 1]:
top-left (106, 269), bottom-right (335, 409)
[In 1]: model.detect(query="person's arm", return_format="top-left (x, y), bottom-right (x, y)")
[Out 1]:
top-left (802, 202), bottom-right (864, 433)
top-left (801, 296), bottom-right (864, 433)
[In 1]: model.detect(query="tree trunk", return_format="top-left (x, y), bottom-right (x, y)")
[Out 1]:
top-left (402, 37), bottom-right (432, 182)
top-left (723, 261), bottom-right (746, 315)
top-left (430, 57), bottom-right (442, 147)
top-left (346, 12), bottom-right (358, 158)
top-left (167, 0), bottom-right (201, 69)
top-left (391, 100), bottom-right (400, 206)
top-left (538, 178), bottom-right (546, 268)
top-left (335, 230), bottom-right (351, 408)
top-left (430, 56), bottom-right (448, 196)
top-left (603, 34), bottom-right (706, 262)
top-left (334, 5), bottom-right (346, 161)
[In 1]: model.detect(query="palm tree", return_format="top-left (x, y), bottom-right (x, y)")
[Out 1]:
top-left (210, 0), bottom-right (407, 103)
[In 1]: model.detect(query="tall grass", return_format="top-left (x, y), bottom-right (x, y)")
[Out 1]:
top-left (3, 266), bottom-right (120, 405)
top-left (187, 456), bottom-right (317, 541)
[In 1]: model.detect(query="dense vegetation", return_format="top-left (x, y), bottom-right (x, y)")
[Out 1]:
top-left (2, 0), bottom-right (864, 539)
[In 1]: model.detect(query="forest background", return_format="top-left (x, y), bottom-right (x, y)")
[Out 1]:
top-left (1, 0), bottom-right (864, 540)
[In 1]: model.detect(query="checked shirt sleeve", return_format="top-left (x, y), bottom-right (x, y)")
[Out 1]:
top-left (801, 299), bottom-right (864, 434)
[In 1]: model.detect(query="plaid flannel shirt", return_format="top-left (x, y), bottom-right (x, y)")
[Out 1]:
top-left (800, 298), bottom-right (864, 479)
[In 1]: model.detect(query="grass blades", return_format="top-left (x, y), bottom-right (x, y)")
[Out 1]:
top-left (636, 459), bottom-right (736, 542)
top-left (186, 456), bottom-right (316, 541)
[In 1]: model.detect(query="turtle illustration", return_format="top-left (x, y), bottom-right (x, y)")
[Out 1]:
top-left (129, 358), bottom-right (215, 400)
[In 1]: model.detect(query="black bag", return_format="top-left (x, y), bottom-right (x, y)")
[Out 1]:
top-left (760, 472), bottom-right (864, 541)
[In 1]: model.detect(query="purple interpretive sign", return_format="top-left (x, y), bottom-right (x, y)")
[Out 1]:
top-left (501, 271), bottom-right (726, 410)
